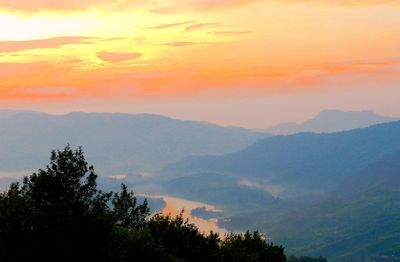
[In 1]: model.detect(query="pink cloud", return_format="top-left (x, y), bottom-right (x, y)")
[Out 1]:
top-left (0, 62), bottom-right (79, 100)
top-left (0, 0), bottom-right (264, 13)
top-left (5, 86), bottom-right (78, 100)
top-left (178, 0), bottom-right (261, 11)
top-left (97, 52), bottom-right (142, 63)
top-left (0, 0), bottom-right (111, 11)
top-left (185, 23), bottom-right (220, 31)
top-left (209, 31), bottom-right (253, 36)
top-left (0, 36), bottom-right (92, 53)
top-left (147, 21), bottom-right (195, 29)
top-left (165, 41), bottom-right (209, 47)
top-left (284, 0), bottom-right (399, 5)
top-left (0, 0), bottom-right (397, 13)
top-left (321, 57), bottom-right (400, 74)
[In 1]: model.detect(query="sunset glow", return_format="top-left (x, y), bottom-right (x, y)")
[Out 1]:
top-left (1, 0), bottom-right (399, 127)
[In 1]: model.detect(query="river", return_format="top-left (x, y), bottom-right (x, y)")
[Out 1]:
top-left (144, 194), bottom-right (229, 235)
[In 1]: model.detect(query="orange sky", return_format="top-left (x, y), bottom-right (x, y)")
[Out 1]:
top-left (0, 0), bottom-right (399, 127)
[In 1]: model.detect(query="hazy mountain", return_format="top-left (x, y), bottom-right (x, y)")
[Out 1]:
top-left (238, 191), bottom-right (400, 261)
top-left (263, 109), bottom-right (398, 135)
top-left (248, 154), bottom-right (400, 261)
top-left (163, 120), bottom-right (400, 196)
top-left (157, 121), bottom-right (400, 259)
top-left (0, 109), bottom-right (43, 119)
top-left (0, 110), bottom-right (265, 175)
top-left (161, 130), bottom-right (400, 261)
top-left (343, 152), bottom-right (400, 195)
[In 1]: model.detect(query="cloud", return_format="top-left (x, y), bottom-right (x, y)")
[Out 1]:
top-left (0, 0), bottom-right (397, 13)
top-left (0, 0), bottom-right (108, 11)
top-left (0, 36), bottom-right (92, 53)
top-left (174, 0), bottom-right (261, 11)
top-left (276, 0), bottom-right (400, 6)
top-left (320, 57), bottom-right (400, 74)
top-left (148, 0), bottom-right (261, 13)
top-left (147, 21), bottom-right (195, 29)
top-left (209, 31), bottom-right (253, 36)
top-left (97, 52), bottom-right (142, 63)
top-left (0, 0), bottom-right (150, 12)
top-left (164, 41), bottom-right (207, 47)
top-left (0, 61), bottom-right (83, 100)
top-left (2, 86), bottom-right (78, 100)
top-left (185, 23), bottom-right (220, 31)
top-left (304, 0), bottom-right (398, 5)
top-left (0, 0), bottom-right (257, 13)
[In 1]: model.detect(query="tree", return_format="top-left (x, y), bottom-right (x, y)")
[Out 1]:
top-left (112, 184), bottom-right (149, 228)
top-left (220, 231), bottom-right (286, 262)
top-left (287, 255), bottom-right (328, 262)
top-left (0, 146), bottom-right (148, 262)
top-left (148, 212), bottom-right (220, 262)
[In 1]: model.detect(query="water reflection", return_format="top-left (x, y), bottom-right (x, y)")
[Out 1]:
top-left (146, 194), bottom-right (228, 235)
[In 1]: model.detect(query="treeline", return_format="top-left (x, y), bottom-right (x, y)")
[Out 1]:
top-left (0, 146), bottom-right (325, 262)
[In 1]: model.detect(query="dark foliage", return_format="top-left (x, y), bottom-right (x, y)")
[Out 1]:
top-left (287, 256), bottom-right (328, 262)
top-left (0, 146), bottom-right (148, 262)
top-left (0, 146), bottom-right (321, 262)
top-left (148, 212), bottom-right (221, 262)
top-left (221, 231), bottom-right (286, 262)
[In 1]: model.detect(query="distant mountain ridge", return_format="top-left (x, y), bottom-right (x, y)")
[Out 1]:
top-left (0, 109), bottom-right (45, 119)
top-left (0, 110), bottom-right (265, 175)
top-left (163, 120), bottom-right (400, 195)
top-left (263, 109), bottom-right (398, 135)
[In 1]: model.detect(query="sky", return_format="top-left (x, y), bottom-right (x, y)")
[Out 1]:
top-left (0, 0), bottom-right (399, 128)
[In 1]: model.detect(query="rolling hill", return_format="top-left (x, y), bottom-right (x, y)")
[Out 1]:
top-left (0, 110), bottom-right (265, 176)
top-left (250, 153), bottom-right (400, 261)
top-left (163, 120), bottom-right (400, 196)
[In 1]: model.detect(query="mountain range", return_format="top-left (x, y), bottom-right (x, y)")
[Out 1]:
top-left (263, 109), bottom-right (398, 135)
top-left (162, 120), bottom-right (400, 195)
top-left (0, 110), bottom-right (264, 176)
top-left (159, 120), bottom-right (400, 261)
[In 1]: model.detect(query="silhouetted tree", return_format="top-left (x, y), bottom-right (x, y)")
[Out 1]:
top-left (107, 226), bottom-right (170, 262)
top-left (148, 212), bottom-right (220, 262)
top-left (112, 184), bottom-right (149, 228)
top-left (220, 231), bottom-right (286, 262)
top-left (0, 146), bottom-right (147, 262)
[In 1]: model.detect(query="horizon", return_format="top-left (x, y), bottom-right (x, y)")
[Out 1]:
top-left (1, 107), bottom-right (399, 129)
